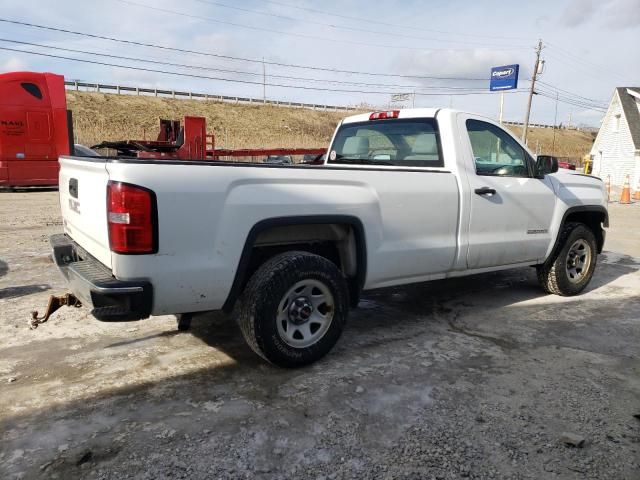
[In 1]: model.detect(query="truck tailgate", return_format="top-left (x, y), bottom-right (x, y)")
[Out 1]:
top-left (59, 156), bottom-right (112, 268)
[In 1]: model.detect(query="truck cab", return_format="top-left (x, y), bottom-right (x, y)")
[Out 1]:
top-left (0, 71), bottom-right (70, 187)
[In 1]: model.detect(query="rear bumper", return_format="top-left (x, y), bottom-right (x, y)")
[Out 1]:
top-left (50, 234), bottom-right (153, 321)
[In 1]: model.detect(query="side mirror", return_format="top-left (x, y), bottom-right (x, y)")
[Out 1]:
top-left (536, 155), bottom-right (558, 176)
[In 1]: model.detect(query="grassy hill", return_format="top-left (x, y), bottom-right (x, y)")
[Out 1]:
top-left (67, 91), bottom-right (595, 159)
top-left (67, 91), bottom-right (346, 150)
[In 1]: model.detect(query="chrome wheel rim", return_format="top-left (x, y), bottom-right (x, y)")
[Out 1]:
top-left (566, 239), bottom-right (592, 284)
top-left (276, 279), bottom-right (334, 348)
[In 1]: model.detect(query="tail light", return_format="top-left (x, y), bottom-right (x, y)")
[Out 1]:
top-left (107, 181), bottom-right (157, 254)
top-left (369, 110), bottom-right (400, 120)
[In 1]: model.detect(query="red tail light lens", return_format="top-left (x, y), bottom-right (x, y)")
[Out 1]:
top-left (107, 181), bottom-right (157, 254)
top-left (369, 110), bottom-right (400, 120)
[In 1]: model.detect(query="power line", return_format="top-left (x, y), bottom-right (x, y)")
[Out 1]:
top-left (115, 0), bottom-right (530, 53)
top-left (190, 0), bottom-right (531, 48)
top-left (0, 45), bottom-right (528, 97)
top-left (546, 42), bottom-right (633, 84)
top-left (544, 48), bottom-right (632, 85)
top-left (536, 81), bottom-right (606, 105)
top-left (259, 0), bottom-right (528, 41)
top-left (0, 37), bottom-right (495, 92)
top-left (0, 18), bottom-right (490, 81)
top-left (536, 90), bottom-right (607, 112)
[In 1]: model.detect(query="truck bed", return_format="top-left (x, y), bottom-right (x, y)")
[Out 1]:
top-left (59, 155), bottom-right (460, 315)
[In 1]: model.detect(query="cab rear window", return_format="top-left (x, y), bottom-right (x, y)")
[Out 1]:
top-left (328, 118), bottom-right (443, 168)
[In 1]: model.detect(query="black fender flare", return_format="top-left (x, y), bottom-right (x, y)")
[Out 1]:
top-left (549, 205), bottom-right (609, 258)
top-left (222, 215), bottom-right (367, 312)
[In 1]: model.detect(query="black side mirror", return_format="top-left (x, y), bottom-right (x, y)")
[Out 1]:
top-left (536, 155), bottom-right (558, 176)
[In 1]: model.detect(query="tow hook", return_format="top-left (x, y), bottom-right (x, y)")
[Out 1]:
top-left (29, 293), bottom-right (82, 329)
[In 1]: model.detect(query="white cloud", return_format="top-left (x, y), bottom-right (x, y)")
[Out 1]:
top-left (391, 49), bottom-right (526, 86)
top-left (560, 0), bottom-right (598, 27)
top-left (0, 57), bottom-right (28, 73)
top-left (560, 0), bottom-right (640, 28)
top-left (603, 0), bottom-right (640, 28)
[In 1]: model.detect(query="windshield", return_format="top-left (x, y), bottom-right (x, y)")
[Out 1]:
top-left (328, 118), bottom-right (443, 168)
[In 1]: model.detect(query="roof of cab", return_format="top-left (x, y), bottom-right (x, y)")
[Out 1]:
top-left (341, 107), bottom-right (446, 124)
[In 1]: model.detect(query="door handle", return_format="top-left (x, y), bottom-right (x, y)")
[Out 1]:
top-left (474, 187), bottom-right (497, 196)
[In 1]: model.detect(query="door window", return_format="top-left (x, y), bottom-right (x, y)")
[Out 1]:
top-left (466, 119), bottom-right (531, 177)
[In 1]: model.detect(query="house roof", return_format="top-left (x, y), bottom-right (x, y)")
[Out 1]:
top-left (617, 87), bottom-right (640, 150)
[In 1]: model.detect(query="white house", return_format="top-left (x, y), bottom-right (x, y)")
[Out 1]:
top-left (590, 87), bottom-right (640, 188)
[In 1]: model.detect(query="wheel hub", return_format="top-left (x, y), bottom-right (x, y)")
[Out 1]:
top-left (565, 238), bottom-right (591, 284)
top-left (288, 297), bottom-right (313, 325)
top-left (277, 279), bottom-right (335, 349)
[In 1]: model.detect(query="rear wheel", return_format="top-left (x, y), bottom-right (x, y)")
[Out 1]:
top-left (536, 222), bottom-right (597, 296)
top-left (234, 251), bottom-right (349, 367)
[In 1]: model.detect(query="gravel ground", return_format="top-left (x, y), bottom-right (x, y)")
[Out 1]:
top-left (1, 191), bottom-right (639, 480)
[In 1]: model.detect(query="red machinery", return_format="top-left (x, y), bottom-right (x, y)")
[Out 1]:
top-left (0, 72), bottom-right (71, 187)
top-left (92, 116), bottom-right (326, 163)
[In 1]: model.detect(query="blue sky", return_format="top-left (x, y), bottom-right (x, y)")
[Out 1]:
top-left (0, 0), bottom-right (638, 126)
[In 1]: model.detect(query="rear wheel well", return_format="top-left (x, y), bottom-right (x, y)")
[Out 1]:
top-left (563, 209), bottom-right (607, 253)
top-left (223, 219), bottom-right (366, 312)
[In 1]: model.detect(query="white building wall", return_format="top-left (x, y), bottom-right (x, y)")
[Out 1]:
top-left (591, 90), bottom-right (638, 187)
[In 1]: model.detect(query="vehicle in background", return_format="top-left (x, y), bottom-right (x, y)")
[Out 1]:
top-left (539, 155), bottom-right (576, 171)
top-left (1, 71), bottom-right (326, 186)
top-left (52, 108), bottom-right (608, 368)
top-left (264, 155), bottom-right (293, 164)
top-left (73, 144), bottom-right (100, 157)
top-left (0, 71), bottom-right (72, 187)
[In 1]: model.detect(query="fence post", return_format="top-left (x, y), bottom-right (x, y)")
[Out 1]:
top-left (136, 87), bottom-right (139, 96)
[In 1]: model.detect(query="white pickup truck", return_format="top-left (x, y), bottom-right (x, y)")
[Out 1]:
top-left (51, 108), bottom-right (608, 367)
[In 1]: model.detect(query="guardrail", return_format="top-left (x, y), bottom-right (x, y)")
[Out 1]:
top-left (502, 120), bottom-right (587, 131)
top-left (64, 80), bottom-right (358, 112)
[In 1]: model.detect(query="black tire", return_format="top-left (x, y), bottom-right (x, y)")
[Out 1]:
top-left (536, 222), bottom-right (598, 296)
top-left (176, 313), bottom-right (193, 331)
top-left (234, 251), bottom-right (349, 368)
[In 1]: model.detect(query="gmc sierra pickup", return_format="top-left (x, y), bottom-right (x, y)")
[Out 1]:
top-left (51, 108), bottom-right (608, 367)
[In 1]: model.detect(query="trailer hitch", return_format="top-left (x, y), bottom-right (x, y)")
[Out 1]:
top-left (29, 293), bottom-right (82, 329)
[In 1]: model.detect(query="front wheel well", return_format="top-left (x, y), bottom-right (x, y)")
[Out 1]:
top-left (563, 209), bottom-right (607, 253)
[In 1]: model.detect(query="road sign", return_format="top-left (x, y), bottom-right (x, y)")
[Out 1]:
top-left (391, 93), bottom-right (411, 102)
top-left (490, 64), bottom-right (519, 91)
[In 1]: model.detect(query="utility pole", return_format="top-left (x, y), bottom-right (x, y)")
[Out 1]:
top-left (522, 39), bottom-right (543, 144)
top-left (551, 92), bottom-right (559, 156)
top-left (262, 57), bottom-right (266, 103)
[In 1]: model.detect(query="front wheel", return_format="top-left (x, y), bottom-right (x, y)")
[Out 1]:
top-left (234, 251), bottom-right (349, 367)
top-left (536, 222), bottom-right (598, 296)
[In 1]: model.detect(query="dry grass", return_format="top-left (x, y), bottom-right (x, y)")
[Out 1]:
top-left (67, 92), bottom-right (347, 149)
top-left (507, 125), bottom-right (596, 159)
top-left (67, 91), bottom-right (595, 158)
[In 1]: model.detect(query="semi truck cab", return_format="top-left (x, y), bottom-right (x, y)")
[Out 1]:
top-left (0, 71), bottom-right (71, 187)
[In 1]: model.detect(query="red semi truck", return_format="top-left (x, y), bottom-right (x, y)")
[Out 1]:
top-left (0, 71), bottom-right (72, 187)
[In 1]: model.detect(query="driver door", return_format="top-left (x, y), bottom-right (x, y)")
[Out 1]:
top-left (465, 119), bottom-right (556, 269)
